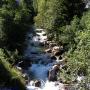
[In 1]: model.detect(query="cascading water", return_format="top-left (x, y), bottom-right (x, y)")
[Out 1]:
top-left (24, 28), bottom-right (65, 90)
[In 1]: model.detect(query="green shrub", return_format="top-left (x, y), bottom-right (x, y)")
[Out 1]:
top-left (0, 49), bottom-right (26, 89)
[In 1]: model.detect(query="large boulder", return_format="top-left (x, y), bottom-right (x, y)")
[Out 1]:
top-left (48, 65), bottom-right (60, 81)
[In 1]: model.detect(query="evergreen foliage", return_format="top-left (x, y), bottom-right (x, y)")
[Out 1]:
top-left (0, 0), bottom-right (35, 50)
top-left (0, 0), bottom-right (90, 89)
top-left (0, 49), bottom-right (26, 89)
top-left (60, 10), bottom-right (90, 84)
top-left (0, 0), bottom-right (35, 89)
top-left (34, 0), bottom-right (90, 86)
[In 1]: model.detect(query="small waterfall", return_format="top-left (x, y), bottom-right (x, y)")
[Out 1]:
top-left (24, 28), bottom-right (65, 90)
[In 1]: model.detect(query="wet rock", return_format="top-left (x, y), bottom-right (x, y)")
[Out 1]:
top-left (52, 46), bottom-right (64, 56)
top-left (42, 33), bottom-right (47, 36)
top-left (45, 49), bottom-right (52, 53)
top-left (52, 46), bottom-right (60, 52)
top-left (54, 51), bottom-right (62, 56)
top-left (53, 64), bottom-right (60, 71)
top-left (36, 34), bottom-right (40, 36)
top-left (34, 80), bottom-right (41, 87)
top-left (48, 65), bottom-right (60, 81)
top-left (59, 56), bottom-right (62, 60)
top-left (54, 49), bottom-right (64, 56)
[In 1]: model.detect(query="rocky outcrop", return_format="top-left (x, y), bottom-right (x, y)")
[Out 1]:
top-left (48, 65), bottom-right (60, 81)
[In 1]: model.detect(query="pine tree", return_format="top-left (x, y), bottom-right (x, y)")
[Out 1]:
top-left (0, 0), bottom-right (35, 50)
top-left (35, 0), bottom-right (85, 41)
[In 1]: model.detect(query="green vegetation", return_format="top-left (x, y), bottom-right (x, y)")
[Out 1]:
top-left (0, 0), bottom-right (35, 51)
top-left (35, 0), bottom-right (85, 36)
top-left (0, 0), bottom-right (90, 89)
top-left (0, 49), bottom-right (26, 89)
top-left (34, 0), bottom-right (90, 86)
top-left (0, 0), bottom-right (35, 89)
top-left (58, 11), bottom-right (90, 89)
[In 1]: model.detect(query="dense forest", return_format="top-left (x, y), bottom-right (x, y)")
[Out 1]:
top-left (35, 0), bottom-right (90, 84)
top-left (0, 0), bottom-right (90, 90)
top-left (0, 0), bottom-right (35, 89)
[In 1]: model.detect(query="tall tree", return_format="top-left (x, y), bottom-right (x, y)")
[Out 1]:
top-left (0, 0), bottom-right (35, 51)
top-left (35, 0), bottom-right (85, 41)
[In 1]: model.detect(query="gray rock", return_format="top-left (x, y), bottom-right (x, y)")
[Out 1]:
top-left (34, 80), bottom-right (41, 87)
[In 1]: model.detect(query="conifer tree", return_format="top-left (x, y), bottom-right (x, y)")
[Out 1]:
top-left (0, 0), bottom-right (35, 50)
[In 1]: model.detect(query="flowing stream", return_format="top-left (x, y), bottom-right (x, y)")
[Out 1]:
top-left (20, 1), bottom-right (90, 89)
top-left (24, 28), bottom-right (65, 90)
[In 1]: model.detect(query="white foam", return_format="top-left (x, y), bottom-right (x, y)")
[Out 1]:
top-left (27, 81), bottom-right (65, 90)
top-left (42, 81), bottom-right (65, 90)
